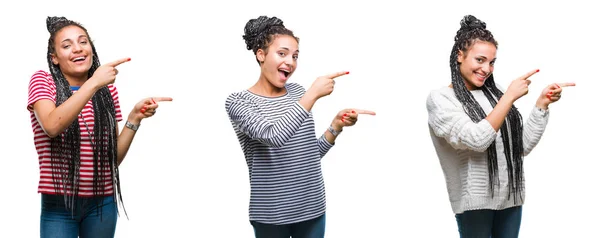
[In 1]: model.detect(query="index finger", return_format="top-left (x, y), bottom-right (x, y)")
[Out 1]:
top-left (325, 71), bottom-right (350, 79)
top-left (557, 82), bottom-right (576, 87)
top-left (151, 97), bottom-right (173, 102)
top-left (355, 109), bottom-right (376, 115)
top-left (519, 69), bottom-right (540, 80)
top-left (106, 57), bottom-right (131, 67)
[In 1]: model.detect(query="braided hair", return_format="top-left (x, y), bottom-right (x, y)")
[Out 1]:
top-left (46, 16), bottom-right (126, 218)
top-left (242, 16), bottom-right (298, 64)
top-left (449, 15), bottom-right (524, 202)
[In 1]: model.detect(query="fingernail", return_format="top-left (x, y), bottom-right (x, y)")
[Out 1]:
top-left (140, 109), bottom-right (146, 113)
top-left (151, 98), bottom-right (156, 104)
top-left (536, 69), bottom-right (540, 72)
top-left (127, 58), bottom-right (131, 61)
top-left (341, 119), bottom-right (345, 122)
top-left (343, 113), bottom-right (347, 116)
top-left (546, 95), bottom-right (551, 99)
top-left (352, 110), bottom-right (355, 113)
top-left (345, 71), bottom-right (349, 74)
top-left (549, 91), bottom-right (553, 94)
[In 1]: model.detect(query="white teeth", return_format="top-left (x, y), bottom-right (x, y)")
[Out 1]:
top-left (73, 57), bottom-right (85, 61)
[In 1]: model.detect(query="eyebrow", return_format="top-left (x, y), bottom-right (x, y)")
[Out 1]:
top-left (61, 35), bottom-right (88, 43)
top-left (279, 47), bottom-right (300, 53)
top-left (476, 55), bottom-right (497, 61)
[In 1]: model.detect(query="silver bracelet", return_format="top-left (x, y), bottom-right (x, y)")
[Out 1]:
top-left (125, 121), bottom-right (140, 131)
top-left (327, 125), bottom-right (342, 136)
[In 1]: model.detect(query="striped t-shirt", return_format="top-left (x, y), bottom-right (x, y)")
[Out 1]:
top-left (225, 82), bottom-right (334, 225)
top-left (27, 70), bottom-right (123, 196)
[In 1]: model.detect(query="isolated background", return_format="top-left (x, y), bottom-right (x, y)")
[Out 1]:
top-left (1, 0), bottom-right (597, 237)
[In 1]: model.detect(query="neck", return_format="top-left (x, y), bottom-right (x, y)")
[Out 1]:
top-left (250, 72), bottom-right (286, 97)
top-left (64, 73), bottom-right (88, 87)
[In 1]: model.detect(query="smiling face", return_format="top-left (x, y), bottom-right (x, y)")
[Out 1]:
top-left (51, 25), bottom-right (94, 79)
top-left (458, 40), bottom-right (497, 90)
top-left (256, 34), bottom-right (299, 89)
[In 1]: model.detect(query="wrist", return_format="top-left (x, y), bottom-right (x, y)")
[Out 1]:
top-left (127, 113), bottom-right (142, 125)
top-left (536, 98), bottom-right (549, 110)
top-left (331, 121), bottom-right (343, 132)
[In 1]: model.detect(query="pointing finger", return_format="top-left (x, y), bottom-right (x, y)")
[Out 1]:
top-left (325, 71), bottom-right (350, 80)
top-left (519, 69), bottom-right (540, 81)
top-left (106, 57), bottom-right (131, 67)
top-left (354, 109), bottom-right (376, 115)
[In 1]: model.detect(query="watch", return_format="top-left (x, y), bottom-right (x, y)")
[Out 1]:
top-left (125, 121), bottom-right (140, 131)
top-left (327, 125), bottom-right (342, 136)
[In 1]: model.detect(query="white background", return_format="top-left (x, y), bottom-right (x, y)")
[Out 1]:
top-left (1, 0), bottom-right (598, 237)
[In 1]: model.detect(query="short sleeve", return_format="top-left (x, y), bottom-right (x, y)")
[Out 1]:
top-left (27, 70), bottom-right (56, 112)
top-left (108, 84), bottom-right (123, 122)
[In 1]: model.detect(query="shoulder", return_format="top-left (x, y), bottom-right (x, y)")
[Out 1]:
top-left (285, 82), bottom-right (306, 95)
top-left (29, 70), bottom-right (53, 84)
top-left (225, 90), bottom-right (251, 109)
top-left (427, 87), bottom-right (456, 106)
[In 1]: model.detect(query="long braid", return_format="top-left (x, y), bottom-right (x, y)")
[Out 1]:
top-left (46, 16), bottom-right (126, 218)
top-left (449, 15), bottom-right (525, 202)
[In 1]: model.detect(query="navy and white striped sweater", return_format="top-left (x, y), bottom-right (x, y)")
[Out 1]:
top-left (225, 82), bottom-right (333, 225)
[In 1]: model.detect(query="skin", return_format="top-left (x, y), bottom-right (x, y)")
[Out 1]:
top-left (248, 34), bottom-right (375, 144)
top-left (454, 40), bottom-right (575, 131)
top-left (33, 25), bottom-right (172, 166)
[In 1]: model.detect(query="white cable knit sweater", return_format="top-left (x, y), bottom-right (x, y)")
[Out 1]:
top-left (427, 86), bottom-right (549, 214)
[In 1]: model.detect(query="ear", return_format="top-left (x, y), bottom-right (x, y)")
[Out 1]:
top-left (457, 50), bottom-right (465, 64)
top-left (51, 53), bottom-right (59, 65)
top-left (256, 49), bottom-right (266, 64)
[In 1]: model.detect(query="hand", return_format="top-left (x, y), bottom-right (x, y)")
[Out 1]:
top-left (331, 108), bottom-right (376, 131)
top-left (536, 82), bottom-right (576, 109)
top-left (505, 69), bottom-right (539, 102)
top-left (129, 97), bottom-right (173, 123)
top-left (89, 58), bottom-right (130, 88)
top-left (306, 71), bottom-right (349, 100)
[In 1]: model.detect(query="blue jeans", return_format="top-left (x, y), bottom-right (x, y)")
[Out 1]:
top-left (455, 206), bottom-right (522, 238)
top-left (40, 194), bottom-right (118, 238)
top-left (251, 214), bottom-right (326, 238)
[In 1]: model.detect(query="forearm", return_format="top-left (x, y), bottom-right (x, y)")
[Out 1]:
top-left (39, 81), bottom-right (100, 137)
top-left (298, 91), bottom-right (318, 112)
top-left (117, 114), bottom-right (140, 166)
top-left (323, 123), bottom-right (342, 144)
top-left (485, 95), bottom-right (515, 132)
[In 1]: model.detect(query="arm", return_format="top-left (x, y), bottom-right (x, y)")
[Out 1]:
top-left (29, 71), bottom-right (102, 138)
top-left (316, 122), bottom-right (341, 158)
top-left (522, 106), bottom-right (549, 156)
top-left (427, 90), bottom-right (498, 152)
top-left (116, 114), bottom-right (139, 166)
top-left (226, 93), bottom-right (314, 148)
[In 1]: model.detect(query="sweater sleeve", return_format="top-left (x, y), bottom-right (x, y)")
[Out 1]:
top-left (426, 89), bottom-right (498, 152)
top-left (522, 106), bottom-right (550, 156)
top-left (316, 134), bottom-right (334, 158)
top-left (225, 93), bottom-right (311, 148)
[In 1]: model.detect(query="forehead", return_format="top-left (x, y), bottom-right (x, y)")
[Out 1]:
top-left (55, 25), bottom-right (88, 41)
top-left (270, 35), bottom-right (299, 51)
top-left (466, 41), bottom-right (497, 57)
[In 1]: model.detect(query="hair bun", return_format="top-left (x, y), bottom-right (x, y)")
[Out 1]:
top-left (46, 16), bottom-right (70, 33)
top-left (459, 15), bottom-right (486, 31)
top-left (243, 16), bottom-right (285, 51)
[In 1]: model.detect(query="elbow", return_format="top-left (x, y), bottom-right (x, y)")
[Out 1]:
top-left (40, 122), bottom-right (61, 138)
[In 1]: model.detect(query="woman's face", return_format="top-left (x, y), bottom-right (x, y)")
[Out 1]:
top-left (256, 34), bottom-right (299, 89)
top-left (458, 41), bottom-right (497, 90)
top-left (51, 25), bottom-right (94, 79)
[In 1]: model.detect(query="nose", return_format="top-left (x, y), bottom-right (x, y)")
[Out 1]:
top-left (72, 43), bottom-right (83, 53)
top-left (284, 55), bottom-right (294, 68)
top-left (482, 63), bottom-right (491, 75)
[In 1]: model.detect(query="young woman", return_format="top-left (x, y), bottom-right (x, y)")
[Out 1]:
top-left (225, 16), bottom-right (375, 238)
top-left (27, 16), bottom-right (172, 237)
top-left (426, 15), bottom-right (575, 238)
